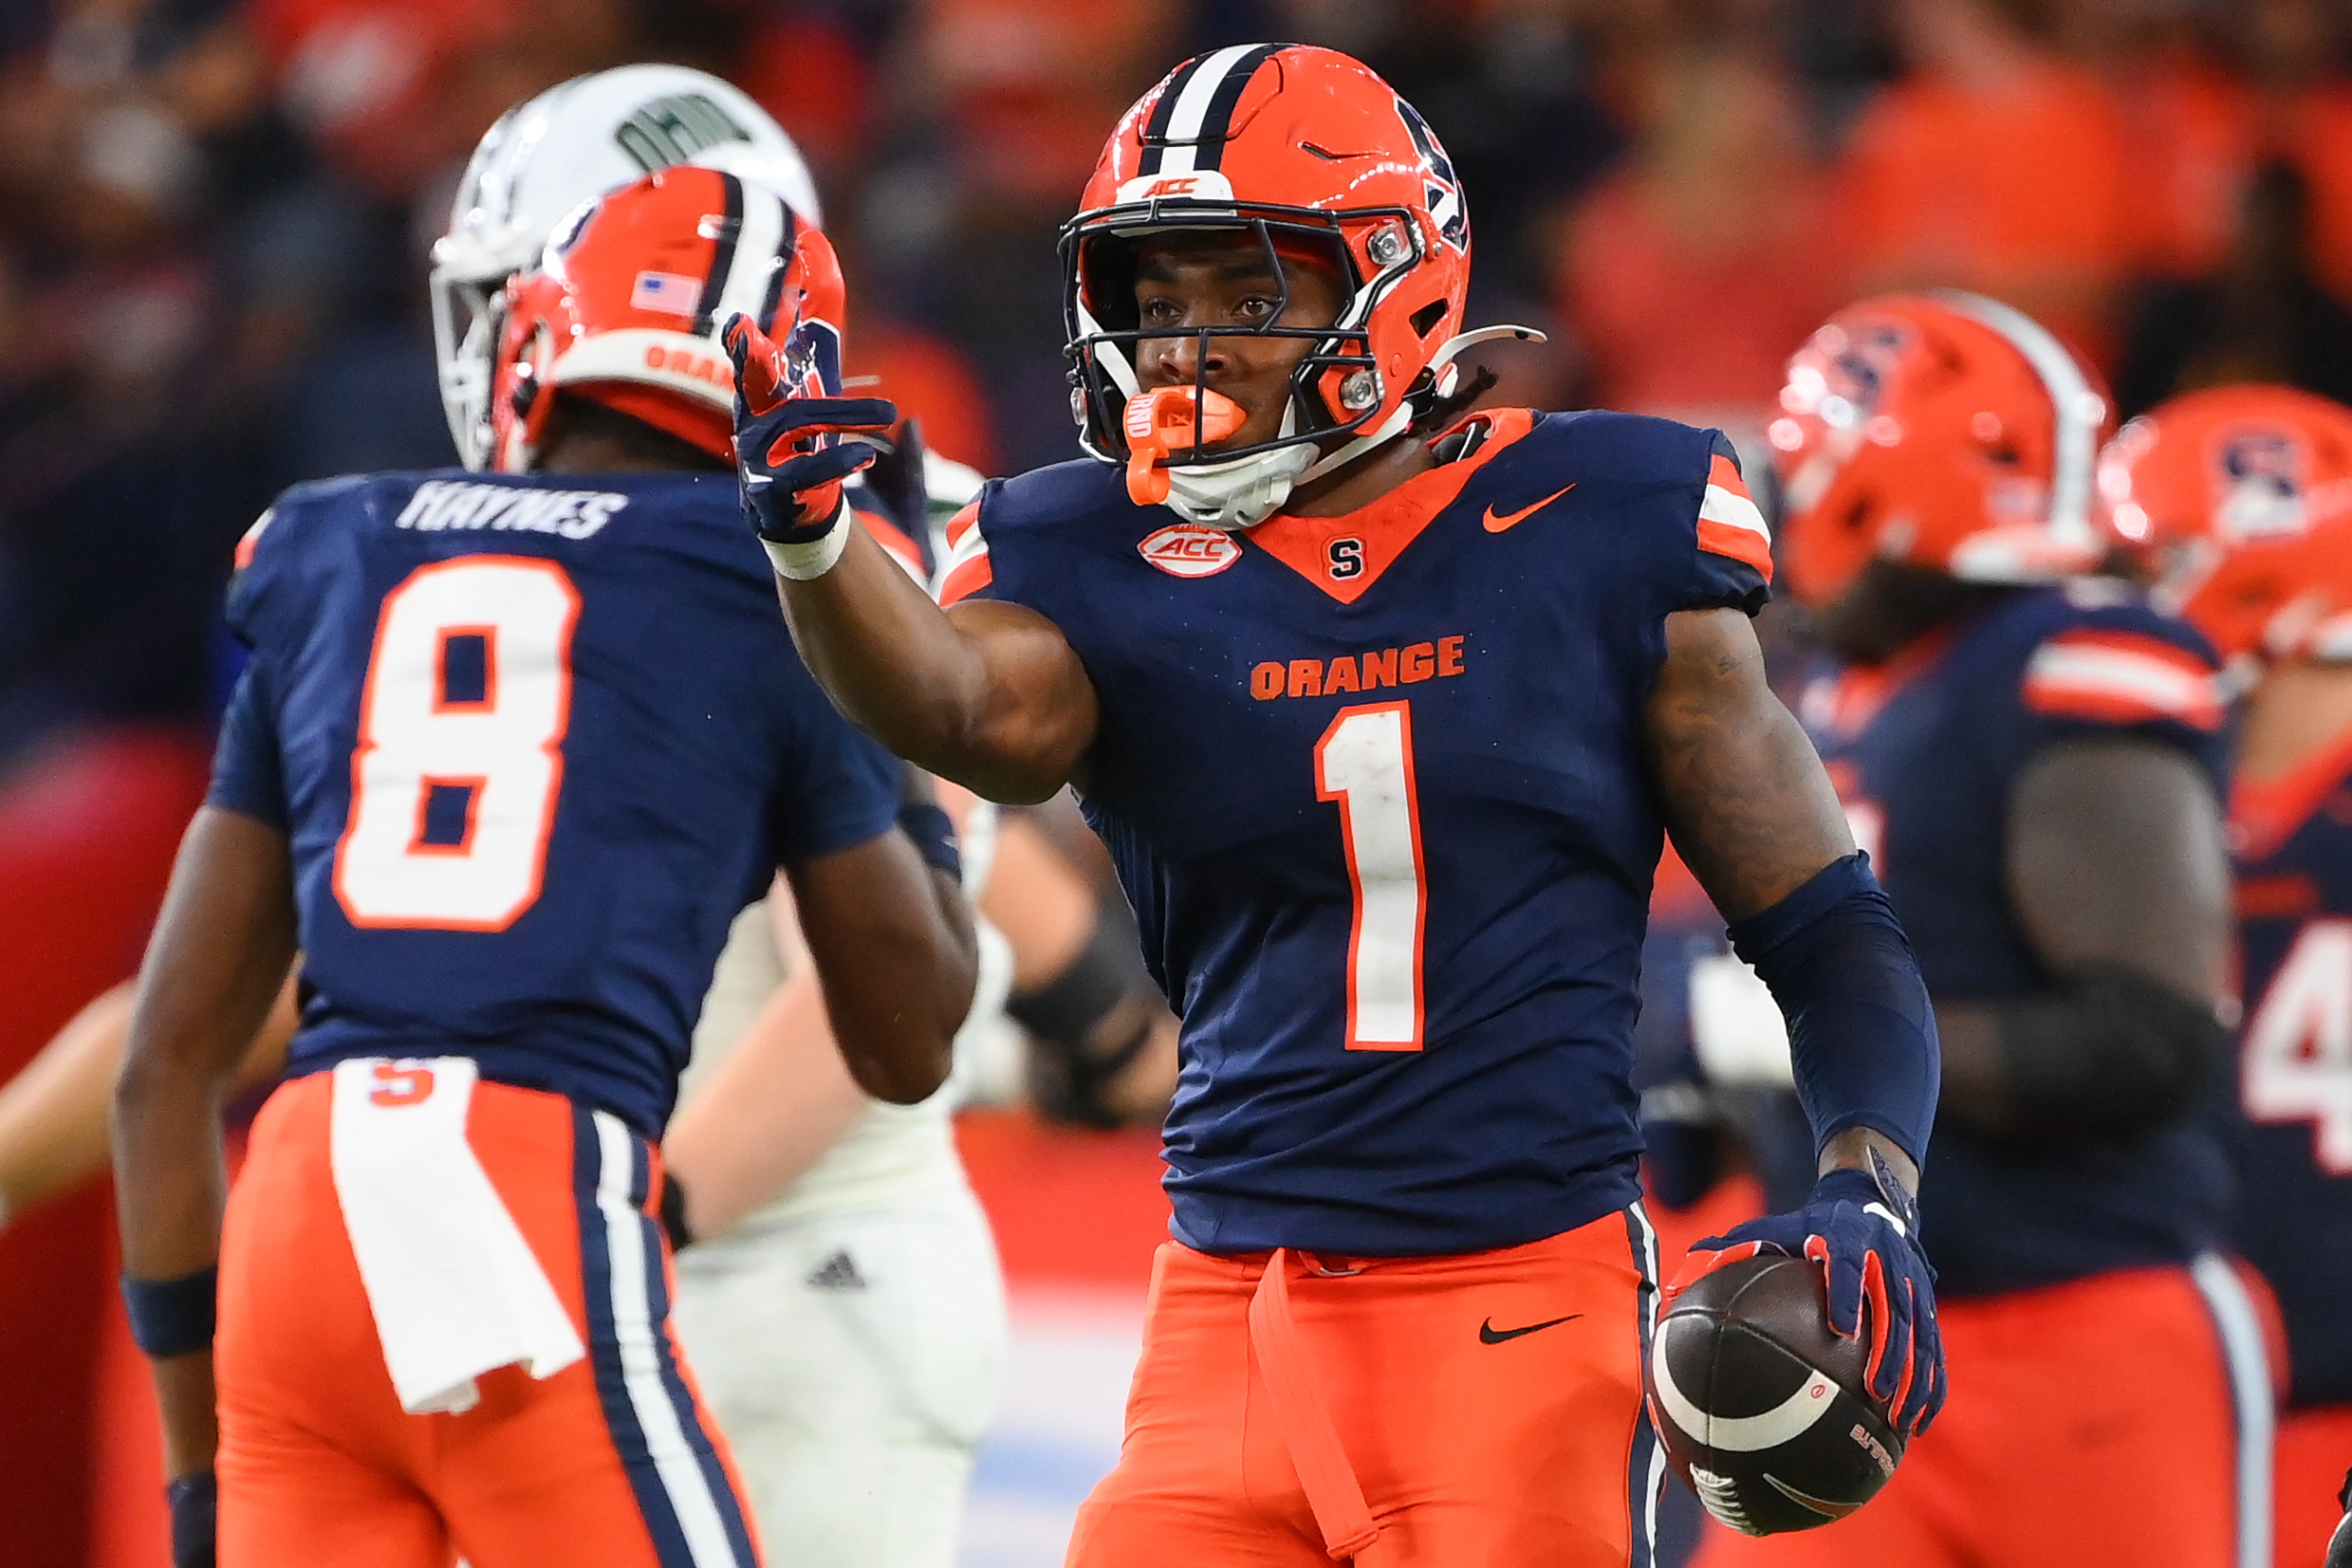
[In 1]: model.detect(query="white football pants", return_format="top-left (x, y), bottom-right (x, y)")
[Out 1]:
top-left (669, 1186), bottom-right (1008, 1568)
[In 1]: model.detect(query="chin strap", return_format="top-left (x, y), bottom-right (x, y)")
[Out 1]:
top-left (1293, 324), bottom-right (1546, 488)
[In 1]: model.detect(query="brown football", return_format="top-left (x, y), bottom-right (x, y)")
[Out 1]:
top-left (1646, 1253), bottom-right (1905, 1535)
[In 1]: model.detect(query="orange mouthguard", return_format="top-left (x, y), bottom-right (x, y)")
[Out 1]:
top-left (1123, 386), bottom-right (1248, 505)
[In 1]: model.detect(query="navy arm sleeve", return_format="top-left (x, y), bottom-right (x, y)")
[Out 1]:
top-left (1727, 852), bottom-right (1940, 1166)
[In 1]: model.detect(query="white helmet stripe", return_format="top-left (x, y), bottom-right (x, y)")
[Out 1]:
top-left (709, 183), bottom-right (788, 338)
top-left (1151, 44), bottom-right (1264, 177)
top-left (1936, 289), bottom-right (2105, 561)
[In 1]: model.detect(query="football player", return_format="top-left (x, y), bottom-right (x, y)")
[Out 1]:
top-left (2101, 384), bottom-right (2352, 1568)
top-left (111, 166), bottom-right (978, 1568)
top-left (1694, 297), bottom-right (2265, 1568)
top-left (722, 44), bottom-right (1945, 1565)
top-left (430, 66), bottom-right (1017, 1568)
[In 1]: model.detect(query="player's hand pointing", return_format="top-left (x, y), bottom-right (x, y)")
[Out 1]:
top-left (723, 314), bottom-right (898, 575)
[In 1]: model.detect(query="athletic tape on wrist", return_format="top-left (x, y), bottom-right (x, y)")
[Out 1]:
top-left (762, 497), bottom-right (853, 581)
top-left (122, 1266), bottom-right (218, 1359)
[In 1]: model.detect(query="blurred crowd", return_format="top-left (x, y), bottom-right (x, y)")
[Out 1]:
top-left (5, 0), bottom-right (2352, 771)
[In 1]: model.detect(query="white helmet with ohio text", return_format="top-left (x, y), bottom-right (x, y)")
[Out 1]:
top-left (1064, 44), bottom-right (1534, 530)
top-left (433, 65), bottom-right (821, 470)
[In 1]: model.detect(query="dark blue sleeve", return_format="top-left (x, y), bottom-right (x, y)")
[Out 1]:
top-left (205, 664), bottom-right (288, 830)
top-left (766, 691), bottom-right (900, 865)
top-left (1727, 852), bottom-right (1941, 1166)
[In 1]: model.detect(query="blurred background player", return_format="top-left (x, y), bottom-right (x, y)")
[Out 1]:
top-left (112, 163), bottom-right (978, 1567)
top-left (1695, 291), bottom-right (2262, 1568)
top-left (726, 42), bottom-right (1945, 1565)
top-left (2100, 383), bottom-right (2352, 1568)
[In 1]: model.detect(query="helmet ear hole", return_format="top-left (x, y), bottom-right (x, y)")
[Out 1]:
top-left (1842, 497), bottom-right (1874, 535)
top-left (1410, 300), bottom-right (1446, 339)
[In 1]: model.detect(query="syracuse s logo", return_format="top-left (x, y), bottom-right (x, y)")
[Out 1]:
top-left (1139, 524), bottom-right (1242, 579)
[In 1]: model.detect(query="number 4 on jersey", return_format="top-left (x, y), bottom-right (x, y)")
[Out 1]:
top-left (1315, 701), bottom-right (1427, 1051)
top-left (334, 558), bottom-right (580, 932)
top-left (2242, 918), bottom-right (2352, 1173)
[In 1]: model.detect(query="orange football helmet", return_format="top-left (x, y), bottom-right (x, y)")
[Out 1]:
top-left (1769, 292), bottom-right (2114, 609)
top-left (491, 165), bottom-right (846, 472)
top-left (2098, 384), bottom-right (2352, 663)
top-left (1064, 44), bottom-right (1509, 527)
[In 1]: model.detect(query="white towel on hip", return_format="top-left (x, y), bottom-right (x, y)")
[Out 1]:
top-left (328, 1057), bottom-right (585, 1414)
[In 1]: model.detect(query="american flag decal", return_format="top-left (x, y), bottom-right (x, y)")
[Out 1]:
top-left (630, 270), bottom-right (702, 316)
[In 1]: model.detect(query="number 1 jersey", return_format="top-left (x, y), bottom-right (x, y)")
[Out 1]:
top-left (207, 469), bottom-right (900, 1137)
top-left (945, 409), bottom-right (1772, 1257)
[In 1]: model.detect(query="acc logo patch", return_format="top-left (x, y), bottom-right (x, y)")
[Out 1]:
top-left (1139, 524), bottom-right (1242, 578)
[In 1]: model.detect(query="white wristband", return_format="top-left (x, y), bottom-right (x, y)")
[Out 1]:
top-left (761, 496), bottom-right (854, 581)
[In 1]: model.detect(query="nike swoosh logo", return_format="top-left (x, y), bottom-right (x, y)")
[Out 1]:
top-left (1478, 1313), bottom-right (1583, 1345)
top-left (1482, 485), bottom-right (1575, 533)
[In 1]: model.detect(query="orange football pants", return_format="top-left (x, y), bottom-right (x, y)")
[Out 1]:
top-left (2278, 1403), bottom-right (2352, 1568)
top-left (213, 1072), bottom-right (760, 1568)
top-left (1692, 1260), bottom-right (2272, 1568)
top-left (1065, 1208), bottom-right (1663, 1568)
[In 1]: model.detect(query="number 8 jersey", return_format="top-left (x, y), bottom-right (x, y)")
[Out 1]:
top-left (208, 468), bottom-right (900, 1137)
top-left (943, 409), bottom-right (1770, 1257)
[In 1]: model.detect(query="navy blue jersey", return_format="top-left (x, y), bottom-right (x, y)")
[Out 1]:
top-left (208, 469), bottom-right (899, 1136)
top-left (2228, 730), bottom-right (2352, 1409)
top-left (947, 410), bottom-right (1772, 1256)
top-left (1803, 582), bottom-right (2231, 1298)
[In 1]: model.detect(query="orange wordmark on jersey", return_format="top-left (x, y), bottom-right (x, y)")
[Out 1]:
top-left (1251, 636), bottom-right (1468, 700)
top-left (2019, 629), bottom-right (2222, 731)
top-left (937, 501), bottom-right (991, 605)
top-left (1697, 452), bottom-right (1773, 582)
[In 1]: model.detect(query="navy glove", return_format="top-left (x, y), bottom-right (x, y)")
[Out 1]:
top-left (168, 1470), bottom-right (216, 1568)
top-left (722, 313), bottom-right (897, 547)
top-left (1670, 1147), bottom-right (1944, 1438)
top-left (860, 414), bottom-right (932, 542)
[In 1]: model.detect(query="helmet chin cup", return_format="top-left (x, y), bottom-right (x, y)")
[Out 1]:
top-left (1158, 442), bottom-right (1316, 531)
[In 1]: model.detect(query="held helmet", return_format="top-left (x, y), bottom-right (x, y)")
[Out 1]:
top-left (1769, 291), bottom-right (2114, 609)
top-left (2098, 384), bottom-right (2352, 664)
top-left (1063, 44), bottom-right (1518, 530)
top-left (434, 65), bottom-right (821, 470)
top-left (489, 166), bottom-right (844, 473)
